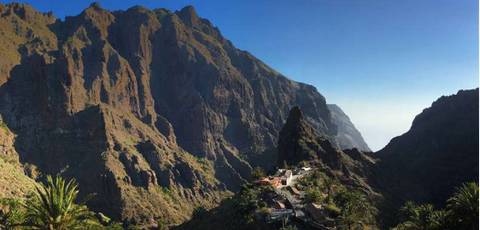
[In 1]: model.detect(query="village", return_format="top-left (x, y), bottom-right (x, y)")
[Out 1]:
top-left (252, 166), bottom-right (336, 230)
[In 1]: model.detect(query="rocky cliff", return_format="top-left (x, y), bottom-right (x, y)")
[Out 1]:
top-left (277, 106), bottom-right (377, 194)
top-left (0, 2), bottom-right (369, 227)
top-left (328, 104), bottom-right (371, 152)
top-left (374, 88), bottom-right (479, 208)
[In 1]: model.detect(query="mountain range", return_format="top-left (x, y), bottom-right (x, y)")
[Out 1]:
top-left (0, 2), bottom-right (371, 227)
top-left (0, 2), bottom-right (477, 229)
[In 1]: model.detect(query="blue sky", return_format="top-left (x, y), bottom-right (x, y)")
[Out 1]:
top-left (3, 0), bottom-right (478, 151)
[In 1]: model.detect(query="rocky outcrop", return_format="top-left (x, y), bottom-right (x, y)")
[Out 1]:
top-left (277, 106), bottom-right (377, 194)
top-left (328, 104), bottom-right (371, 151)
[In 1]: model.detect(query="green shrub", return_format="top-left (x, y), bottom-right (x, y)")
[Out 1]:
top-left (325, 203), bottom-right (341, 218)
top-left (0, 197), bottom-right (25, 230)
top-left (237, 186), bottom-right (259, 214)
top-left (304, 189), bottom-right (324, 204)
top-left (259, 201), bottom-right (268, 208)
top-left (252, 167), bottom-right (266, 180)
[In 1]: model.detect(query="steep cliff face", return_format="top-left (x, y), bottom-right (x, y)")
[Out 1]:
top-left (328, 104), bottom-right (371, 152)
top-left (374, 88), bottom-right (479, 207)
top-left (0, 2), bottom-right (370, 226)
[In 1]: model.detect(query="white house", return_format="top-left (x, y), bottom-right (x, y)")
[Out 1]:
top-left (282, 170), bottom-right (292, 186)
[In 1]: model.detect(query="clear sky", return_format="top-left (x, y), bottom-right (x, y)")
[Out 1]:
top-left (3, 0), bottom-right (479, 151)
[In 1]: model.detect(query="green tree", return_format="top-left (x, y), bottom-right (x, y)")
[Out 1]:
top-left (323, 177), bottom-right (339, 203)
top-left (237, 185), bottom-right (259, 214)
top-left (413, 204), bottom-right (436, 230)
top-left (22, 174), bottom-right (102, 229)
top-left (334, 190), bottom-right (377, 230)
top-left (397, 202), bottom-right (443, 230)
top-left (447, 182), bottom-right (479, 230)
top-left (303, 189), bottom-right (324, 204)
top-left (399, 201), bottom-right (418, 218)
top-left (252, 167), bottom-right (266, 180)
top-left (299, 160), bottom-right (307, 168)
top-left (0, 198), bottom-right (25, 229)
top-left (295, 171), bottom-right (324, 191)
top-left (429, 209), bottom-right (451, 230)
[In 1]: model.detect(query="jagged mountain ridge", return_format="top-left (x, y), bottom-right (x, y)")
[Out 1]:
top-left (0, 2), bottom-right (370, 227)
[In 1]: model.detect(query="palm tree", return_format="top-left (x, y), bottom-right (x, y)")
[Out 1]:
top-left (429, 209), bottom-right (451, 230)
top-left (323, 177), bottom-right (339, 203)
top-left (397, 202), bottom-right (440, 230)
top-left (337, 202), bottom-right (364, 230)
top-left (334, 190), bottom-right (376, 229)
top-left (447, 182), bottom-right (479, 230)
top-left (251, 167), bottom-right (266, 180)
top-left (399, 201), bottom-right (418, 217)
top-left (0, 198), bottom-right (25, 230)
top-left (23, 174), bottom-right (102, 230)
top-left (414, 204), bottom-right (435, 230)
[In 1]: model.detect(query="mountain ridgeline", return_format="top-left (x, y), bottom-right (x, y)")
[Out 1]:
top-left (277, 89), bottom-right (479, 227)
top-left (0, 2), bottom-right (372, 227)
top-left (374, 88), bottom-right (479, 209)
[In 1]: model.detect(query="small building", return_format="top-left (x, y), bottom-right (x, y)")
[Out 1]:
top-left (253, 177), bottom-right (282, 188)
top-left (281, 170), bottom-right (293, 186)
top-left (287, 186), bottom-right (301, 196)
top-left (301, 167), bottom-right (312, 171)
top-left (266, 209), bottom-right (294, 223)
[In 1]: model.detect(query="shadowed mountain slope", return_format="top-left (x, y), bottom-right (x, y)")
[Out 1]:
top-left (277, 89), bottom-right (479, 227)
top-left (374, 88), bottom-right (479, 208)
top-left (0, 2), bottom-right (370, 227)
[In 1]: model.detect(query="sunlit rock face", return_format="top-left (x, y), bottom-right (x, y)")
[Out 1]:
top-left (0, 2), bottom-right (370, 226)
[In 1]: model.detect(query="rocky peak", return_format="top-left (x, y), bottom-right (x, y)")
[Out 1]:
top-left (277, 106), bottom-right (334, 166)
top-left (176, 5), bottom-right (200, 28)
top-left (89, 2), bottom-right (102, 11)
top-left (3, 2), bottom-right (56, 24)
top-left (286, 106), bottom-right (303, 124)
top-left (278, 107), bottom-right (377, 195)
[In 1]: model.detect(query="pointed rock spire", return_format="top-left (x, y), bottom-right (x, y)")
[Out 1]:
top-left (89, 2), bottom-right (102, 11)
top-left (285, 106), bottom-right (304, 126)
top-left (177, 5), bottom-right (200, 28)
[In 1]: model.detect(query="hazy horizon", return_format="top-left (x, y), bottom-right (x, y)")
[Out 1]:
top-left (5, 0), bottom-right (478, 151)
